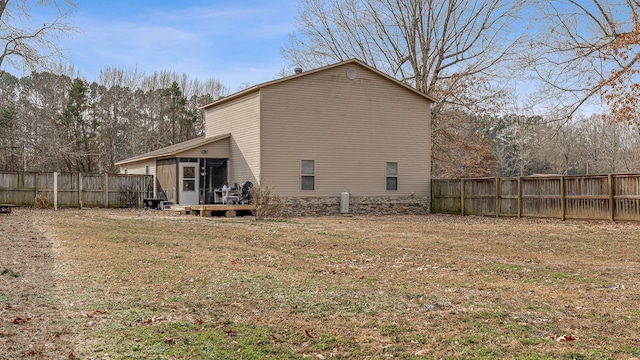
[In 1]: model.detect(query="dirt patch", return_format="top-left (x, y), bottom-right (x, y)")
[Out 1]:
top-left (0, 209), bottom-right (75, 359)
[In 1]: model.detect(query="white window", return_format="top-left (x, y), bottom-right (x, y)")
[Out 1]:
top-left (301, 160), bottom-right (315, 191)
top-left (386, 162), bottom-right (398, 191)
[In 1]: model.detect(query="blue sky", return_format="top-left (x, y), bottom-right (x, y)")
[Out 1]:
top-left (54, 0), bottom-right (299, 92)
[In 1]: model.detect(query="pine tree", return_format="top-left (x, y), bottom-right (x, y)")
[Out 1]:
top-left (58, 78), bottom-right (98, 172)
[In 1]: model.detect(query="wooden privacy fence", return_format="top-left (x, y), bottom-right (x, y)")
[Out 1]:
top-left (0, 171), bottom-right (153, 209)
top-left (432, 174), bottom-right (640, 222)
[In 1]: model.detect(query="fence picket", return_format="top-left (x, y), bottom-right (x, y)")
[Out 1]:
top-left (432, 174), bottom-right (640, 222)
top-left (0, 171), bottom-right (153, 208)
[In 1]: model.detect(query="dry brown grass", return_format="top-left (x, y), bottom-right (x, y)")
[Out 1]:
top-left (0, 209), bottom-right (74, 359)
top-left (2, 208), bottom-right (640, 359)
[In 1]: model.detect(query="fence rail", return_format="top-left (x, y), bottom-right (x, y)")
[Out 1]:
top-left (432, 174), bottom-right (640, 222)
top-left (0, 171), bottom-right (153, 208)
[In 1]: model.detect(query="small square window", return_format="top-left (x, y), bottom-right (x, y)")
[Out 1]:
top-left (301, 160), bottom-right (315, 190)
top-left (386, 162), bottom-right (398, 191)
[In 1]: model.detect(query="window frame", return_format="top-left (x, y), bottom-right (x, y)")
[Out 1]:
top-left (386, 161), bottom-right (398, 191)
top-left (301, 159), bottom-right (315, 191)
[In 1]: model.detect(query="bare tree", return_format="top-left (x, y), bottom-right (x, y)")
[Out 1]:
top-left (283, 0), bottom-right (526, 116)
top-left (484, 112), bottom-right (640, 176)
top-left (16, 71), bottom-right (71, 171)
top-left (0, 0), bottom-right (77, 73)
top-left (576, 114), bottom-right (640, 173)
top-left (99, 65), bottom-right (143, 90)
top-left (524, 0), bottom-right (640, 124)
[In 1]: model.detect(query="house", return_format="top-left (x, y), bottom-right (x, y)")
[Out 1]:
top-left (115, 59), bottom-right (434, 215)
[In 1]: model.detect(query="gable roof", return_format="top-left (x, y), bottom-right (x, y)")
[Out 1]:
top-left (201, 59), bottom-right (436, 109)
top-left (115, 133), bottom-right (231, 165)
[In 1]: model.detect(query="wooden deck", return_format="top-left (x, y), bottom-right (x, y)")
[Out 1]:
top-left (173, 204), bottom-right (255, 217)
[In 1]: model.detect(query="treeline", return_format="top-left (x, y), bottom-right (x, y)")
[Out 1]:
top-left (433, 111), bottom-right (640, 178)
top-left (1, 66), bottom-right (637, 178)
top-left (486, 114), bottom-right (640, 177)
top-left (0, 67), bottom-right (228, 173)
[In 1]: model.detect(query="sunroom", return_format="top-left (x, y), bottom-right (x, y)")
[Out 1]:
top-left (115, 133), bottom-right (232, 205)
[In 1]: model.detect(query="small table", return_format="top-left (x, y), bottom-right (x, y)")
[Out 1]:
top-left (0, 204), bottom-right (14, 215)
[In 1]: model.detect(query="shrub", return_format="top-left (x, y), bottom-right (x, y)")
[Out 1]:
top-left (250, 182), bottom-right (284, 220)
top-left (118, 185), bottom-right (140, 208)
top-left (33, 194), bottom-right (50, 209)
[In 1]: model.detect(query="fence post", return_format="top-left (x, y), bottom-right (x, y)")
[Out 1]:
top-left (104, 173), bottom-right (109, 208)
top-left (460, 179), bottom-right (465, 216)
top-left (517, 177), bottom-right (522, 218)
top-left (609, 174), bottom-right (615, 222)
top-left (34, 173), bottom-right (38, 203)
top-left (560, 176), bottom-right (566, 221)
top-left (78, 172), bottom-right (83, 209)
top-left (495, 177), bottom-right (500, 218)
top-left (53, 172), bottom-right (58, 211)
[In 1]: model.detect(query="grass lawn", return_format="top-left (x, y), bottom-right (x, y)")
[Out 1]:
top-left (2, 208), bottom-right (640, 359)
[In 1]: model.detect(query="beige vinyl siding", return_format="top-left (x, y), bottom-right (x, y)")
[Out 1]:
top-left (174, 137), bottom-right (230, 158)
top-left (260, 63), bottom-right (431, 197)
top-left (119, 159), bottom-right (156, 176)
top-left (204, 92), bottom-right (261, 184)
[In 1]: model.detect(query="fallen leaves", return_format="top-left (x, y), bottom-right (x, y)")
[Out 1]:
top-left (12, 317), bottom-right (30, 325)
top-left (85, 309), bottom-right (106, 318)
top-left (142, 316), bottom-right (166, 325)
top-left (164, 338), bottom-right (178, 345)
top-left (552, 335), bottom-right (576, 342)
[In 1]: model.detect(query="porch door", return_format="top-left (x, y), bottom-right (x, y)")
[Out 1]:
top-left (179, 162), bottom-right (199, 204)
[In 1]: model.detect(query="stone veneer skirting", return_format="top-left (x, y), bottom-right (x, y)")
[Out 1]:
top-left (281, 196), bottom-right (431, 217)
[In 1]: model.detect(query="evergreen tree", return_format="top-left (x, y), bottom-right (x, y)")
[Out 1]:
top-left (162, 81), bottom-right (198, 144)
top-left (58, 78), bottom-right (98, 172)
